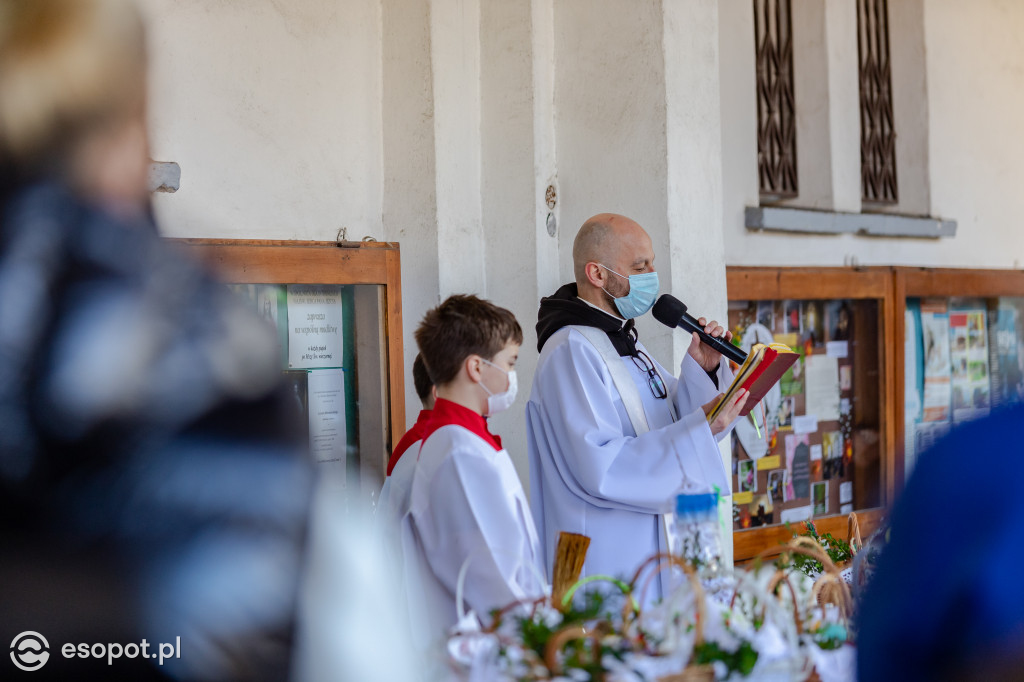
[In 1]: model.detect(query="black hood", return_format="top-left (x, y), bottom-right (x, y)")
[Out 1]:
top-left (536, 283), bottom-right (639, 357)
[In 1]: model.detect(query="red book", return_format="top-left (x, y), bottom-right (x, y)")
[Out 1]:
top-left (709, 343), bottom-right (799, 420)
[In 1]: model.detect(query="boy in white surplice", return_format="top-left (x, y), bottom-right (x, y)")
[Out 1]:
top-left (401, 295), bottom-right (546, 647)
top-left (527, 213), bottom-right (749, 601)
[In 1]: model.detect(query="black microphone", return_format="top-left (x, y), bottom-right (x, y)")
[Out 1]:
top-left (652, 294), bottom-right (747, 364)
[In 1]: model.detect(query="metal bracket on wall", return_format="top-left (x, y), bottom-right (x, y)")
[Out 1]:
top-left (746, 206), bottom-right (956, 239)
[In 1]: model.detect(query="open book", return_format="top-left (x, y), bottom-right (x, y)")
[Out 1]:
top-left (707, 342), bottom-right (799, 422)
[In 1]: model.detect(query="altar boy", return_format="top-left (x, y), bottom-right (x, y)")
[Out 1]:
top-left (401, 295), bottom-right (545, 643)
top-left (377, 353), bottom-right (434, 530)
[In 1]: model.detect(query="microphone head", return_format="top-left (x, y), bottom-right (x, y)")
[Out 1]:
top-left (652, 294), bottom-right (687, 328)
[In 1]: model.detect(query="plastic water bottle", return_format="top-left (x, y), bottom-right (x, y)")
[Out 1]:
top-left (671, 490), bottom-right (723, 578)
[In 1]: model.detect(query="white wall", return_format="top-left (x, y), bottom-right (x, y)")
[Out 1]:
top-left (553, 0), bottom-right (674, 365)
top-left (144, 0), bottom-right (383, 241)
top-left (722, 0), bottom-right (1024, 270)
top-left (141, 0), bottom-right (1024, 501)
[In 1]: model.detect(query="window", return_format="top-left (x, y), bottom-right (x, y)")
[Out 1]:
top-left (754, 0), bottom-right (798, 201)
top-left (857, 0), bottom-right (898, 204)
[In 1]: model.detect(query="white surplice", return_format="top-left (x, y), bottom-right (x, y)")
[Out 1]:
top-left (526, 326), bottom-right (733, 595)
top-left (400, 418), bottom-right (545, 648)
top-left (377, 445), bottom-right (419, 533)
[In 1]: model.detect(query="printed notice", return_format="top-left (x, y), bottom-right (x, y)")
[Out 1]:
top-left (805, 355), bottom-right (841, 421)
top-left (288, 285), bottom-right (343, 369)
top-left (308, 369), bottom-right (347, 477)
top-left (826, 341), bottom-right (849, 359)
top-left (793, 414), bottom-right (818, 435)
top-left (781, 505), bottom-right (813, 524)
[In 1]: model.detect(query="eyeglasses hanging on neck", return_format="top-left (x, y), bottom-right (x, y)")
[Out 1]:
top-left (630, 349), bottom-right (668, 399)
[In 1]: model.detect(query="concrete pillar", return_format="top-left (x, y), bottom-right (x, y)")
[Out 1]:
top-left (553, 0), bottom-right (673, 364)
top-left (781, 0), bottom-right (861, 214)
top-left (382, 0), bottom-right (440, 426)
top-left (430, 0), bottom-right (486, 298)
top-left (718, 0), bottom-right (762, 262)
top-left (885, 0), bottom-right (930, 216)
top-left (664, 0), bottom-right (732, 566)
top-left (823, 0), bottom-right (862, 213)
top-left (663, 0), bottom-right (729, 364)
top-left (480, 0), bottom-right (543, 485)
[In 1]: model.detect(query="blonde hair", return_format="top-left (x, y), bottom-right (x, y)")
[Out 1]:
top-left (0, 0), bottom-right (146, 172)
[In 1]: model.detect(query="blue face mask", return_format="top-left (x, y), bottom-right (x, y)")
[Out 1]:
top-left (600, 264), bottom-right (659, 319)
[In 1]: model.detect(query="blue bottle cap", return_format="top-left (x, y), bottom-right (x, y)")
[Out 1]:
top-left (675, 491), bottom-right (719, 516)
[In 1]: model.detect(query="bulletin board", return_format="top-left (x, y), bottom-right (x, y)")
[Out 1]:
top-left (726, 267), bottom-right (894, 562)
top-left (171, 238), bottom-right (404, 502)
top-left (895, 267), bottom-right (1024, 484)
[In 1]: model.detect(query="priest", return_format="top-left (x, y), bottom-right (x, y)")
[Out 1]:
top-left (526, 213), bottom-right (749, 598)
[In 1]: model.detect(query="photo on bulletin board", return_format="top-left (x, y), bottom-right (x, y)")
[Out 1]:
top-left (812, 481), bottom-right (828, 516)
top-left (757, 300), bottom-right (775, 330)
top-left (783, 300), bottom-right (802, 333)
top-left (767, 470), bottom-right (784, 502)
top-left (738, 460), bottom-right (756, 493)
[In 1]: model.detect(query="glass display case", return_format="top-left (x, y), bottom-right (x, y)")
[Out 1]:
top-left (174, 239), bottom-right (404, 509)
top-left (725, 267), bottom-right (894, 562)
top-left (895, 268), bottom-right (1024, 478)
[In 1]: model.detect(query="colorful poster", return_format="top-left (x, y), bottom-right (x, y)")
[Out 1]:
top-left (904, 305), bottom-right (923, 476)
top-left (287, 285), bottom-right (344, 369)
top-left (989, 303), bottom-right (1024, 408)
top-left (803, 301), bottom-right (824, 345)
top-left (824, 300), bottom-right (852, 341)
top-left (783, 300), bottom-right (803, 333)
top-left (823, 431), bottom-right (844, 480)
top-left (949, 309), bottom-right (990, 422)
top-left (779, 342), bottom-right (805, 397)
top-left (921, 300), bottom-right (952, 422)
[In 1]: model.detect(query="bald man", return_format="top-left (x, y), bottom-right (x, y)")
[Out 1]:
top-left (526, 214), bottom-right (748, 598)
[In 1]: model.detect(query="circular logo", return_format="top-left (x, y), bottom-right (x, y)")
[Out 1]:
top-left (10, 632), bottom-right (49, 672)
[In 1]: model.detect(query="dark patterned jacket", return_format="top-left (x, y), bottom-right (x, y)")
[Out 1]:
top-left (0, 183), bottom-right (311, 680)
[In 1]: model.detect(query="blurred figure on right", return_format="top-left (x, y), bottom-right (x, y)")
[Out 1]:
top-left (857, 403), bottom-right (1024, 682)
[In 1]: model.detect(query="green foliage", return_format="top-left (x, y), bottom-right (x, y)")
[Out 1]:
top-left (783, 521), bottom-right (854, 577)
top-left (514, 589), bottom-right (614, 674)
top-left (693, 640), bottom-right (759, 676)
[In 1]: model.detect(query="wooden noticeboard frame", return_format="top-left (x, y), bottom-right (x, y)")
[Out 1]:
top-left (170, 239), bottom-right (406, 463)
top-left (726, 266), bottom-right (895, 562)
top-left (893, 266), bottom-right (1024, 490)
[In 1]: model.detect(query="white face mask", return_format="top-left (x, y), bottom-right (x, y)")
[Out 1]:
top-left (479, 358), bottom-right (518, 416)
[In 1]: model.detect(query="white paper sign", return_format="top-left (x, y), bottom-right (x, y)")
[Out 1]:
top-left (840, 503), bottom-right (853, 515)
top-left (810, 444), bottom-right (823, 461)
top-left (826, 340), bottom-right (849, 359)
top-left (805, 355), bottom-right (841, 421)
top-left (781, 505), bottom-right (813, 524)
top-left (288, 285), bottom-right (344, 369)
top-left (840, 481), bottom-right (853, 504)
top-left (793, 414), bottom-right (819, 435)
top-left (308, 369), bottom-right (347, 477)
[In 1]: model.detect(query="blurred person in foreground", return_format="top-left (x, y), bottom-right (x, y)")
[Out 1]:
top-left (856, 403), bottom-right (1024, 682)
top-left (0, 0), bottom-right (312, 679)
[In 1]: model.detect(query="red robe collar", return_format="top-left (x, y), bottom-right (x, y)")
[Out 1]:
top-left (386, 409), bottom-right (432, 476)
top-left (422, 398), bottom-right (502, 452)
